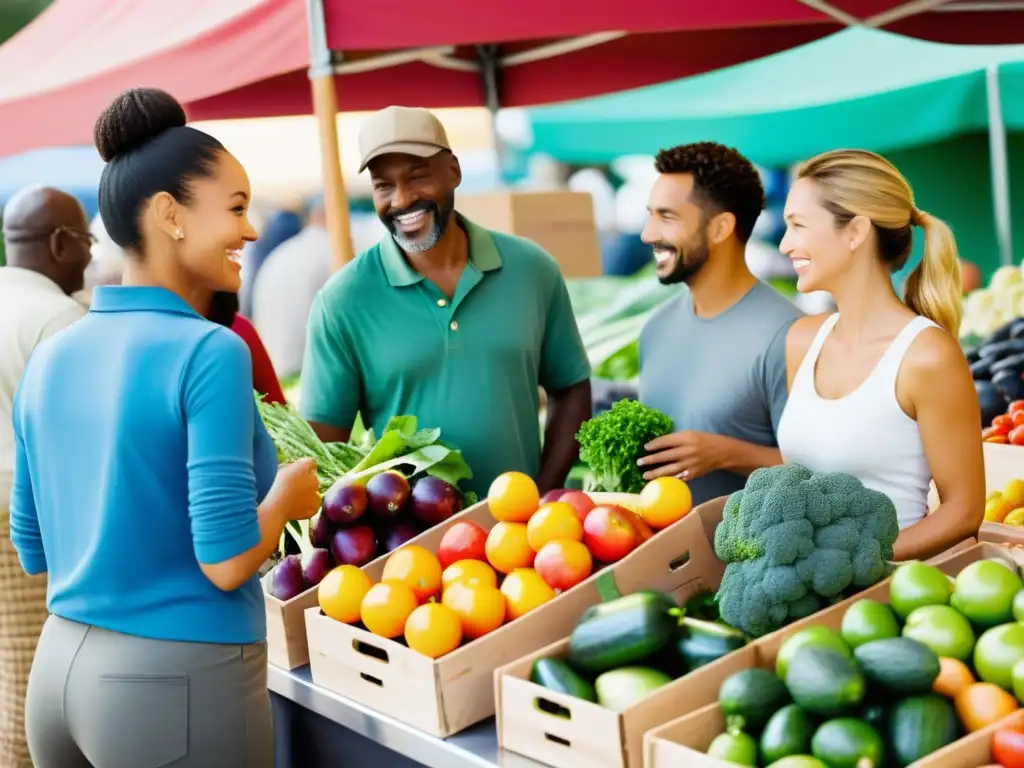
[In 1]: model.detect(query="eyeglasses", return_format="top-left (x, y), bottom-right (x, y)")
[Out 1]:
top-left (3, 225), bottom-right (98, 248)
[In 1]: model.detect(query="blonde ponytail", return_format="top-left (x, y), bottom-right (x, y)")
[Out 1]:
top-left (903, 210), bottom-right (963, 337)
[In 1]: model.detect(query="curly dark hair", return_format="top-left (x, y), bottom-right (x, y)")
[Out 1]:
top-left (654, 142), bottom-right (766, 243)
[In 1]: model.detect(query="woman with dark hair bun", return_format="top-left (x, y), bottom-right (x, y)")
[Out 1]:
top-left (8, 87), bottom-right (320, 767)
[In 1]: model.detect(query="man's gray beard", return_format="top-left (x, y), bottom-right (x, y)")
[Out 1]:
top-left (392, 218), bottom-right (443, 253)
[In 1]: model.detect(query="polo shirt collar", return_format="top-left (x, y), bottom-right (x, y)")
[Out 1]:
top-left (90, 286), bottom-right (203, 319)
top-left (380, 213), bottom-right (503, 288)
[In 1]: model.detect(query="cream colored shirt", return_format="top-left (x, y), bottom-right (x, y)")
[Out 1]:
top-left (0, 267), bottom-right (87, 505)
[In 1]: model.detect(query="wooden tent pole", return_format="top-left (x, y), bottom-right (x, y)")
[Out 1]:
top-left (306, 0), bottom-right (353, 271)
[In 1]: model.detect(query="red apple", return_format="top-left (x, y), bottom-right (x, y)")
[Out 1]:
top-left (437, 521), bottom-right (489, 570)
top-left (558, 491), bottom-right (596, 523)
top-left (539, 488), bottom-right (570, 506)
top-left (582, 506), bottom-right (639, 563)
top-left (535, 540), bottom-right (593, 593)
top-left (616, 506), bottom-right (654, 543)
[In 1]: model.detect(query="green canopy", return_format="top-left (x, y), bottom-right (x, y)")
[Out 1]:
top-left (526, 27), bottom-right (1024, 168)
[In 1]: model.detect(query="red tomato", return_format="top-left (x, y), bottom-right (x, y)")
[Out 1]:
top-left (582, 506), bottom-right (639, 563)
top-left (993, 415), bottom-right (1014, 436)
top-left (1013, 411), bottom-right (1024, 428)
top-left (437, 522), bottom-right (489, 570)
top-left (534, 540), bottom-right (593, 592)
top-left (993, 729), bottom-right (1024, 768)
top-left (1010, 426), bottom-right (1024, 447)
top-left (617, 507), bottom-right (654, 543)
top-left (1009, 400), bottom-right (1024, 417)
top-left (558, 491), bottom-right (596, 523)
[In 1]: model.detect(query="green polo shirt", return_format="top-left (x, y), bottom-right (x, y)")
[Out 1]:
top-left (300, 215), bottom-right (591, 497)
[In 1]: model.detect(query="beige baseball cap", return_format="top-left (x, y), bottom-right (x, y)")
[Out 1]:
top-left (357, 106), bottom-right (451, 173)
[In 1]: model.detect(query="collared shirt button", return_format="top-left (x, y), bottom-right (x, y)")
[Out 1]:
top-left (450, 320), bottom-right (459, 331)
top-left (437, 299), bottom-right (447, 307)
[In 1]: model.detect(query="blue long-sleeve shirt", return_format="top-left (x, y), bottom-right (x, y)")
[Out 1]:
top-left (9, 286), bottom-right (278, 644)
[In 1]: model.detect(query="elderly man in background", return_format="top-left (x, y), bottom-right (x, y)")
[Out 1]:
top-left (0, 185), bottom-right (91, 767)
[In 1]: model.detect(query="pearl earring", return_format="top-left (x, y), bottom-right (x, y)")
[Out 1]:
top-left (175, 229), bottom-right (184, 240)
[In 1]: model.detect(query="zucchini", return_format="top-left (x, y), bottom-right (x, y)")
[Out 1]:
top-left (785, 647), bottom-right (866, 717)
top-left (853, 637), bottom-right (940, 694)
top-left (529, 658), bottom-right (596, 702)
top-left (719, 668), bottom-right (790, 731)
top-left (568, 590), bottom-right (679, 674)
top-left (676, 617), bottom-right (748, 672)
top-left (811, 718), bottom-right (885, 768)
top-left (885, 694), bottom-right (959, 767)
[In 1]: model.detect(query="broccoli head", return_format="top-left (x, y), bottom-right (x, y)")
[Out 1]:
top-left (576, 399), bottom-right (673, 493)
top-left (713, 463), bottom-right (899, 637)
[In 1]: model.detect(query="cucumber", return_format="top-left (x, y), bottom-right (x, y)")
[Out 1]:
top-left (811, 718), bottom-right (885, 768)
top-left (529, 658), bottom-right (597, 702)
top-left (885, 694), bottom-right (960, 767)
top-left (760, 704), bottom-right (813, 764)
top-left (853, 637), bottom-right (940, 694)
top-left (594, 666), bottom-right (672, 712)
top-left (784, 646), bottom-right (866, 717)
top-left (568, 590), bottom-right (679, 674)
top-left (719, 668), bottom-right (790, 730)
top-left (676, 617), bottom-right (748, 673)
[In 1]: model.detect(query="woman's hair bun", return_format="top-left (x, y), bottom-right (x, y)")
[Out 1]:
top-left (94, 87), bottom-right (187, 163)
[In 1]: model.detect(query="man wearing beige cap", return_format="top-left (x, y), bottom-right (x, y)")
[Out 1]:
top-left (300, 106), bottom-right (592, 498)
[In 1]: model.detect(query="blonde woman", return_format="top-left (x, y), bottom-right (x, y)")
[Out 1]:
top-left (776, 149), bottom-right (984, 561)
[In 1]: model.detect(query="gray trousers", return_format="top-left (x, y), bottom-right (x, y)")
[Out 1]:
top-left (26, 614), bottom-right (273, 768)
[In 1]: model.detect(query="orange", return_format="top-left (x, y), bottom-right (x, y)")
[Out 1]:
top-left (441, 559), bottom-right (498, 593)
top-left (318, 565), bottom-right (372, 624)
top-left (955, 682), bottom-right (1019, 732)
top-left (639, 477), bottom-right (693, 530)
top-left (404, 603), bottom-right (463, 659)
top-left (485, 522), bottom-right (535, 574)
top-left (381, 545), bottom-right (443, 603)
top-left (442, 582), bottom-right (507, 640)
top-left (360, 581), bottom-right (419, 639)
top-left (488, 472), bottom-right (540, 523)
top-left (526, 502), bottom-right (583, 551)
top-left (500, 568), bottom-right (555, 620)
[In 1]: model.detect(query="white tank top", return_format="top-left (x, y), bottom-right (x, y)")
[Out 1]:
top-left (776, 314), bottom-right (937, 530)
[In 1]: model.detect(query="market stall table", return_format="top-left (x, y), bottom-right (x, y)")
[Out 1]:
top-left (268, 664), bottom-right (549, 768)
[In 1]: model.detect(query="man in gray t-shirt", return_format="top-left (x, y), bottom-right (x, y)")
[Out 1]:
top-left (636, 143), bottom-right (803, 505)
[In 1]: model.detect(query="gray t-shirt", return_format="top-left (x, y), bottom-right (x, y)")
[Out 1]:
top-left (639, 281), bottom-right (803, 505)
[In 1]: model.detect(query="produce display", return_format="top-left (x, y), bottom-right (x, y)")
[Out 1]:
top-left (962, 265), bottom-right (1024, 343)
top-left (700, 557), bottom-right (1024, 767)
top-left (528, 586), bottom-right (749, 712)
top-left (985, 479), bottom-right (1024, 526)
top-left (984, 401), bottom-right (1024, 448)
top-left (967, 321), bottom-right (1024, 429)
top-left (575, 398), bottom-right (673, 493)
top-left (313, 472), bottom-right (694, 659)
top-left (988, 711), bottom-right (1024, 768)
top-left (259, 404), bottom-right (476, 601)
top-left (713, 464), bottom-right (900, 638)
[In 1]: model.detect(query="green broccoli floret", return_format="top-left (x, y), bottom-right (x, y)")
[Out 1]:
top-left (713, 464), bottom-right (899, 637)
top-left (575, 399), bottom-right (673, 494)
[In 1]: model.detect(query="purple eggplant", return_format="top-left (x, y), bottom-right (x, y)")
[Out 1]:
top-left (308, 511), bottom-right (333, 548)
top-left (266, 555), bottom-right (306, 601)
top-left (322, 479), bottom-right (368, 526)
top-left (366, 470), bottom-right (410, 518)
top-left (330, 525), bottom-right (378, 567)
top-left (300, 548), bottom-right (333, 587)
top-left (409, 476), bottom-right (459, 527)
top-left (383, 518), bottom-right (424, 553)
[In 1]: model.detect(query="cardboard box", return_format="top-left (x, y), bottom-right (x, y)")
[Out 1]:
top-left (642, 541), bottom-right (1012, 768)
top-left (305, 500), bottom-right (723, 738)
top-left (456, 191), bottom-right (603, 278)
